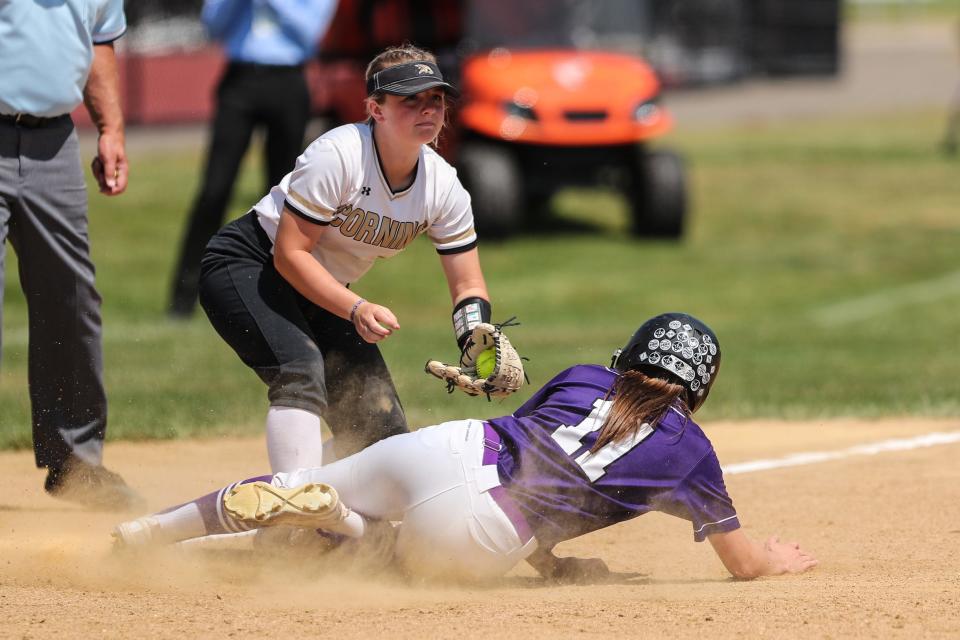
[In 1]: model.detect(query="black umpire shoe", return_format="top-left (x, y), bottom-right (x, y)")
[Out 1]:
top-left (44, 455), bottom-right (146, 512)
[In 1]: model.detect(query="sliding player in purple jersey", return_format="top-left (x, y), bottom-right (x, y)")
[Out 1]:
top-left (114, 313), bottom-right (817, 582)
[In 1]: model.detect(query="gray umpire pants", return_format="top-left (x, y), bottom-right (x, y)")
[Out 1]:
top-left (0, 116), bottom-right (107, 469)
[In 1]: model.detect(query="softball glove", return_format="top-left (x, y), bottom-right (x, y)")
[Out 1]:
top-left (425, 322), bottom-right (525, 399)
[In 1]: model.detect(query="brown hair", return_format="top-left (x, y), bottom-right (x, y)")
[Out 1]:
top-left (590, 370), bottom-right (687, 453)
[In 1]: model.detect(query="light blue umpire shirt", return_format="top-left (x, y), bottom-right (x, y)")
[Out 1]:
top-left (0, 0), bottom-right (126, 118)
top-left (202, 0), bottom-right (338, 66)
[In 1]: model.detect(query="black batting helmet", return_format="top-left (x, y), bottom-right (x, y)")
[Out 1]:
top-left (610, 312), bottom-right (721, 412)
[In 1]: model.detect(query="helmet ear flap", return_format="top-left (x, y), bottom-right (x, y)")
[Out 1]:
top-left (609, 348), bottom-right (623, 370)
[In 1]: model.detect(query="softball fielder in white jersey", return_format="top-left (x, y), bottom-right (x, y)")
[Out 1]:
top-left (198, 45), bottom-right (498, 473)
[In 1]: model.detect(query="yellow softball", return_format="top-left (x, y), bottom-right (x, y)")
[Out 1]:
top-left (476, 349), bottom-right (496, 379)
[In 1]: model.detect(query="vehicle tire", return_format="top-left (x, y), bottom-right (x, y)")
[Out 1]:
top-left (630, 148), bottom-right (687, 238)
top-left (456, 143), bottom-right (523, 239)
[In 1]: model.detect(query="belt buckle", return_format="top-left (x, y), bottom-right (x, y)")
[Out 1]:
top-left (482, 436), bottom-right (503, 453)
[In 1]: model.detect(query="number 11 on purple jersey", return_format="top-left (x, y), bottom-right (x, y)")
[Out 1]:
top-left (550, 399), bottom-right (655, 482)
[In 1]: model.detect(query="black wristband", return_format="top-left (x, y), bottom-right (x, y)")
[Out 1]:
top-left (452, 297), bottom-right (491, 348)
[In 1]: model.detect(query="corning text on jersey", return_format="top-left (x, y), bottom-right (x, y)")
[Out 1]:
top-left (330, 204), bottom-right (428, 250)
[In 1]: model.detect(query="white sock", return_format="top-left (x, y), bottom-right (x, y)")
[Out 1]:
top-left (265, 406), bottom-right (325, 473)
top-left (153, 503), bottom-right (209, 543)
top-left (176, 530), bottom-right (258, 550)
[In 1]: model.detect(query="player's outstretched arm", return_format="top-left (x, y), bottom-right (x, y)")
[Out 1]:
top-left (525, 546), bottom-right (610, 584)
top-left (708, 529), bottom-right (818, 580)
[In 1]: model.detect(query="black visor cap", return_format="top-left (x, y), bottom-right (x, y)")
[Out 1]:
top-left (366, 61), bottom-right (459, 97)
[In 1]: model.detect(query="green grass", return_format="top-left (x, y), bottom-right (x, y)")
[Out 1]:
top-left (3, 109), bottom-right (959, 449)
top-left (847, 0), bottom-right (960, 22)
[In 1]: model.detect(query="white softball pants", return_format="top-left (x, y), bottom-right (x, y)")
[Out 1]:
top-left (274, 419), bottom-right (538, 580)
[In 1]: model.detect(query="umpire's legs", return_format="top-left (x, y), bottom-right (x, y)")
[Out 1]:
top-left (0, 145), bottom-right (9, 370)
top-left (6, 120), bottom-right (107, 468)
top-left (0, 124), bottom-right (12, 364)
top-left (261, 66), bottom-right (310, 189)
top-left (169, 65), bottom-right (257, 316)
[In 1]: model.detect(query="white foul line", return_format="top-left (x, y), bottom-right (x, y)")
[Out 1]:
top-left (722, 430), bottom-right (960, 475)
top-left (811, 269), bottom-right (960, 327)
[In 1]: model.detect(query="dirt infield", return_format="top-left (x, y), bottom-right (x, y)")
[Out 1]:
top-left (1, 418), bottom-right (958, 639)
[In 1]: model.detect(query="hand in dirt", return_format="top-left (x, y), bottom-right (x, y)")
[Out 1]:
top-left (551, 556), bottom-right (611, 584)
top-left (764, 535), bottom-right (818, 574)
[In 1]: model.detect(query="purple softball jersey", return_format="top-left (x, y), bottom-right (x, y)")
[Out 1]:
top-left (488, 364), bottom-right (740, 547)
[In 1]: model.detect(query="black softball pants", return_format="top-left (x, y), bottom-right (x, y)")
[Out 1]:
top-left (198, 212), bottom-right (408, 459)
top-left (170, 61), bottom-right (310, 316)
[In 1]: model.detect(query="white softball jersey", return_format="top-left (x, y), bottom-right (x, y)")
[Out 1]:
top-left (253, 123), bottom-right (477, 285)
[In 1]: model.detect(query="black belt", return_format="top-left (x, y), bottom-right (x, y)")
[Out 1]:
top-left (229, 61), bottom-right (305, 73)
top-left (0, 113), bottom-right (70, 128)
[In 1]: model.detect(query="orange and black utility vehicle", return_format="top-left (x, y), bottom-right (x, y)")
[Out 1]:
top-left (313, 0), bottom-right (838, 238)
top-left (450, 0), bottom-right (686, 238)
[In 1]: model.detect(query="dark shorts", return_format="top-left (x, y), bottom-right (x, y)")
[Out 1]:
top-left (198, 212), bottom-right (408, 457)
